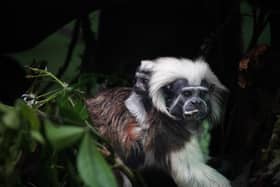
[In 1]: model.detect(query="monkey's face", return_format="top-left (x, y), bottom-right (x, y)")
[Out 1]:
top-left (135, 57), bottom-right (227, 124)
top-left (163, 79), bottom-right (211, 121)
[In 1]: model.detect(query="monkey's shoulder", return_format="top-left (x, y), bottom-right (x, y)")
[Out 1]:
top-left (87, 87), bottom-right (132, 103)
top-left (85, 87), bottom-right (143, 156)
top-left (85, 87), bottom-right (138, 129)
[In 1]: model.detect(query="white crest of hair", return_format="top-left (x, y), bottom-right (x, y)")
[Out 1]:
top-left (149, 57), bottom-right (227, 116)
top-left (170, 136), bottom-right (231, 187)
top-left (139, 60), bottom-right (155, 72)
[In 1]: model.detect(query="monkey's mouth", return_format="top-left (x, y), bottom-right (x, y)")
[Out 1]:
top-left (183, 109), bottom-right (200, 120)
top-left (184, 109), bottom-right (199, 116)
top-left (183, 108), bottom-right (208, 120)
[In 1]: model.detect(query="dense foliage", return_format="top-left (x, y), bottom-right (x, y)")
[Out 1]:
top-left (0, 67), bottom-right (122, 187)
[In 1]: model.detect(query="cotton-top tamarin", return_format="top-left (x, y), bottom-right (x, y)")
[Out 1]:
top-left (86, 57), bottom-right (231, 187)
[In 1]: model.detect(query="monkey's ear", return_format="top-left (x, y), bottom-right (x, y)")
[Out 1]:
top-left (133, 60), bottom-right (154, 95)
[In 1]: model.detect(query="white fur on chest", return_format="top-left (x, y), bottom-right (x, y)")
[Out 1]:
top-left (125, 92), bottom-right (231, 187)
top-left (170, 137), bottom-right (231, 187)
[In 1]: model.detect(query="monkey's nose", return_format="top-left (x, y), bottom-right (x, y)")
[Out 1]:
top-left (190, 98), bottom-right (202, 106)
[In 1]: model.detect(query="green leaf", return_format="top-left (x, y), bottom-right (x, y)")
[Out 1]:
top-left (45, 120), bottom-right (85, 150)
top-left (30, 130), bottom-right (45, 144)
top-left (17, 101), bottom-right (40, 131)
top-left (2, 109), bottom-right (19, 129)
top-left (0, 102), bottom-right (14, 112)
top-left (57, 96), bottom-right (89, 123)
top-left (77, 133), bottom-right (117, 187)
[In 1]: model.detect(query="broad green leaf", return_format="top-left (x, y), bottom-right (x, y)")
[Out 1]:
top-left (17, 101), bottom-right (40, 131)
top-left (2, 109), bottom-right (19, 129)
top-left (45, 120), bottom-right (85, 150)
top-left (77, 133), bottom-right (117, 187)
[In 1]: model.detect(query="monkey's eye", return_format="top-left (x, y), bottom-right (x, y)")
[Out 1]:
top-left (209, 84), bottom-right (215, 92)
top-left (183, 90), bottom-right (193, 97)
top-left (201, 79), bottom-right (209, 87)
top-left (165, 84), bottom-right (171, 90)
top-left (142, 78), bottom-right (149, 84)
top-left (163, 84), bottom-right (173, 94)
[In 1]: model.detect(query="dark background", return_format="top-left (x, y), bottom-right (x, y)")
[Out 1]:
top-left (1, 0), bottom-right (280, 186)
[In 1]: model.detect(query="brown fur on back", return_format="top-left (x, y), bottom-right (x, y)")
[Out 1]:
top-left (86, 87), bottom-right (191, 169)
top-left (85, 88), bottom-right (141, 157)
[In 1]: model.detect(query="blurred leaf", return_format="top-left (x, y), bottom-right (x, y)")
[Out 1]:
top-left (30, 130), bottom-right (45, 144)
top-left (77, 133), bottom-right (117, 187)
top-left (45, 120), bottom-right (85, 150)
top-left (0, 102), bottom-right (14, 112)
top-left (17, 101), bottom-right (40, 131)
top-left (58, 95), bottom-right (88, 123)
top-left (2, 109), bottom-right (19, 129)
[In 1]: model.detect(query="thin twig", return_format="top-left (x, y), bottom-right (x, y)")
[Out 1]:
top-left (42, 19), bottom-right (81, 91)
top-left (57, 20), bottom-right (81, 79)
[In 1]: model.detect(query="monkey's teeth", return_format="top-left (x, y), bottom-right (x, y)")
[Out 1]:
top-left (184, 109), bottom-right (199, 115)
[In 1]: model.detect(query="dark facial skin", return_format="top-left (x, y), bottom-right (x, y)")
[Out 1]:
top-left (163, 79), bottom-right (211, 121)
